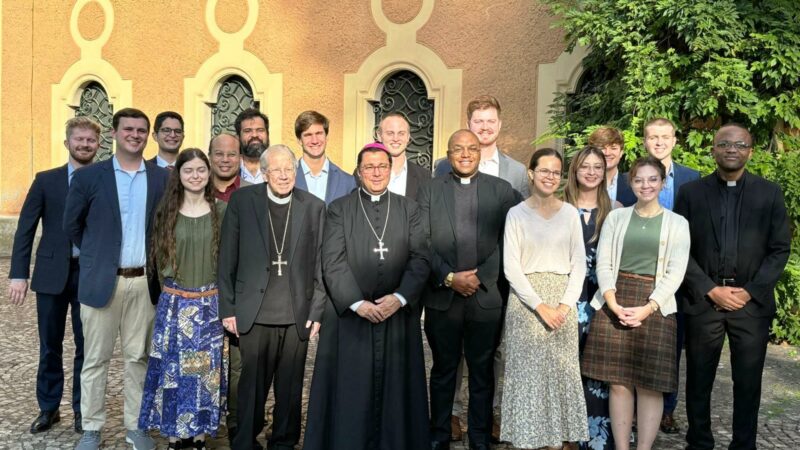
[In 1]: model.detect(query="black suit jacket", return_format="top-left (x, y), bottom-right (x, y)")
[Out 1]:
top-left (64, 159), bottom-right (169, 307)
top-left (404, 160), bottom-right (432, 201)
top-left (217, 185), bottom-right (328, 339)
top-left (9, 165), bottom-right (73, 295)
top-left (674, 171), bottom-right (790, 317)
top-left (418, 173), bottom-right (519, 311)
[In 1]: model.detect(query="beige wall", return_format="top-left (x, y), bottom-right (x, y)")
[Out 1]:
top-left (0, 0), bottom-right (566, 214)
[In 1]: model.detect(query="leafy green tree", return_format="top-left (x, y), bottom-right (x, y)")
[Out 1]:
top-left (540, 0), bottom-right (800, 343)
top-left (541, 0), bottom-right (800, 161)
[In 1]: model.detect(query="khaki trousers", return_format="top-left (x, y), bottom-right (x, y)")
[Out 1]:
top-left (80, 275), bottom-right (154, 431)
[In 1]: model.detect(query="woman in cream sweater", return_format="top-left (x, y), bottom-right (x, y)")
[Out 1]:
top-left (581, 156), bottom-right (690, 450)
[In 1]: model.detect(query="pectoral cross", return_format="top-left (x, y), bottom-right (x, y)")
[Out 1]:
top-left (272, 254), bottom-right (288, 276)
top-left (373, 240), bottom-right (389, 260)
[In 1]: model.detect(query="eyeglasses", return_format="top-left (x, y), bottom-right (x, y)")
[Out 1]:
top-left (159, 127), bottom-right (183, 136)
top-left (577, 165), bottom-right (604, 174)
top-left (361, 164), bottom-right (391, 173)
top-left (265, 168), bottom-right (295, 177)
top-left (632, 176), bottom-right (662, 186)
top-left (715, 141), bottom-right (751, 151)
top-left (533, 169), bottom-right (562, 179)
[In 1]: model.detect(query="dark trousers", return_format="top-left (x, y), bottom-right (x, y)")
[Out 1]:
top-left (36, 261), bottom-right (83, 413)
top-left (234, 324), bottom-right (307, 450)
top-left (425, 299), bottom-right (502, 446)
top-left (685, 309), bottom-right (771, 450)
top-left (663, 311), bottom-right (685, 413)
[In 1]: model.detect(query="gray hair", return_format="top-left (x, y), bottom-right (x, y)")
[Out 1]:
top-left (260, 144), bottom-right (297, 171)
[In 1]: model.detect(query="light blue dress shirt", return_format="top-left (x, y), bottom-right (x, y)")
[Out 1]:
top-left (607, 170), bottom-right (619, 203)
top-left (658, 163), bottom-right (675, 210)
top-left (155, 154), bottom-right (174, 169)
top-left (112, 156), bottom-right (148, 268)
top-left (300, 157), bottom-right (330, 202)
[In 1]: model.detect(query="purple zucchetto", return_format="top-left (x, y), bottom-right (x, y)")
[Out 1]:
top-left (356, 141), bottom-right (393, 167)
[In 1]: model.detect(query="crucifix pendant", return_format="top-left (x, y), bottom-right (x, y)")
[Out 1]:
top-left (373, 240), bottom-right (389, 260)
top-left (272, 254), bottom-right (288, 276)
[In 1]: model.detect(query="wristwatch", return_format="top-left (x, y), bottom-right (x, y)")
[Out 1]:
top-left (444, 272), bottom-right (455, 288)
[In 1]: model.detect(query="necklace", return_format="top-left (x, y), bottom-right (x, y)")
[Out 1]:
top-left (267, 198), bottom-right (292, 276)
top-left (358, 190), bottom-right (391, 260)
top-left (634, 206), bottom-right (662, 229)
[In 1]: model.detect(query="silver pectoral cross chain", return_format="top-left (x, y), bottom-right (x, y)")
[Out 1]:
top-left (272, 253), bottom-right (288, 276)
top-left (373, 240), bottom-right (389, 260)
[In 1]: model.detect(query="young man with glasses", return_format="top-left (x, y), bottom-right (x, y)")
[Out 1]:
top-left (149, 111), bottom-right (184, 169)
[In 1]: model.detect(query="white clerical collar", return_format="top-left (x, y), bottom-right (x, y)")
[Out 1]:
top-left (727, 180), bottom-right (737, 187)
top-left (361, 187), bottom-right (388, 202)
top-left (267, 187), bottom-right (292, 204)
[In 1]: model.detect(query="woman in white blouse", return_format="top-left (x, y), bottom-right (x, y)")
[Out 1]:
top-left (581, 156), bottom-right (690, 450)
top-left (501, 148), bottom-right (588, 449)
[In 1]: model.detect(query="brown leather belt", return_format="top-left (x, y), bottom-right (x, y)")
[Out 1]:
top-left (163, 286), bottom-right (218, 298)
top-left (619, 271), bottom-right (655, 281)
top-left (117, 267), bottom-right (145, 278)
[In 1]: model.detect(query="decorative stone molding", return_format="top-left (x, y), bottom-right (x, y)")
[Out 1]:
top-left (183, 0), bottom-right (282, 149)
top-left (535, 45), bottom-right (589, 151)
top-left (342, 0), bottom-right (462, 172)
top-left (50, 0), bottom-right (131, 166)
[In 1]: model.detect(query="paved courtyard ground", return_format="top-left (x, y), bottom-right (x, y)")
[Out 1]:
top-left (1, 258), bottom-right (799, 449)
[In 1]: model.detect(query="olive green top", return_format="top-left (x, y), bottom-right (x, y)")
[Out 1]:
top-left (619, 211), bottom-right (663, 276)
top-left (160, 202), bottom-right (226, 288)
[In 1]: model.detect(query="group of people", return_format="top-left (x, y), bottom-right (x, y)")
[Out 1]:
top-left (7, 94), bottom-right (789, 450)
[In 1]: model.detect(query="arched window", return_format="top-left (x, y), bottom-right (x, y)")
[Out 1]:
top-left (370, 70), bottom-right (434, 169)
top-left (210, 75), bottom-right (260, 137)
top-left (73, 81), bottom-right (113, 161)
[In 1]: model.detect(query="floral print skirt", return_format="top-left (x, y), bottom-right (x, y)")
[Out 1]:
top-left (138, 279), bottom-right (228, 438)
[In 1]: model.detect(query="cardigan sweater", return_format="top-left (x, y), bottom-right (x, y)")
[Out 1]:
top-left (591, 206), bottom-right (690, 316)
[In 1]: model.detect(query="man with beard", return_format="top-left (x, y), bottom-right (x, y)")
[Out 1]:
top-left (8, 117), bottom-right (100, 436)
top-left (64, 108), bottom-right (169, 450)
top-left (304, 142), bottom-right (430, 450)
top-left (675, 124), bottom-right (790, 450)
top-left (420, 130), bottom-right (518, 450)
top-left (360, 112), bottom-right (431, 200)
top-left (434, 96), bottom-right (528, 198)
top-left (236, 108), bottom-right (269, 184)
top-left (219, 144), bottom-right (326, 450)
top-left (293, 110), bottom-right (355, 204)
top-left (148, 111), bottom-right (184, 169)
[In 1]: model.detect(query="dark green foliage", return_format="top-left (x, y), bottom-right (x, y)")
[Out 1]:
top-left (540, 0), bottom-right (800, 343)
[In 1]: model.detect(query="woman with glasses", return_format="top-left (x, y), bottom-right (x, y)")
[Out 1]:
top-left (564, 146), bottom-right (615, 450)
top-left (581, 156), bottom-right (690, 450)
top-left (501, 148), bottom-right (588, 449)
top-left (138, 149), bottom-right (227, 449)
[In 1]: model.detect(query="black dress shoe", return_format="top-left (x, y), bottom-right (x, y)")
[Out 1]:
top-left (431, 440), bottom-right (450, 450)
top-left (469, 443), bottom-right (492, 450)
top-left (30, 410), bottom-right (60, 434)
top-left (73, 412), bottom-right (82, 433)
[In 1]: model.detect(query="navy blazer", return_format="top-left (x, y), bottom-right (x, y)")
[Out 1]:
top-left (9, 165), bottom-right (73, 295)
top-left (63, 159), bottom-right (169, 308)
top-left (618, 161), bottom-right (700, 207)
top-left (294, 159), bottom-right (356, 205)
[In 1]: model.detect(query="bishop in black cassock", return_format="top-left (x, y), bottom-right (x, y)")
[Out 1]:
top-left (304, 143), bottom-right (430, 450)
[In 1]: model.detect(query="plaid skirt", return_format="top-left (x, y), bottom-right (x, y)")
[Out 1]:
top-left (580, 272), bottom-right (677, 393)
